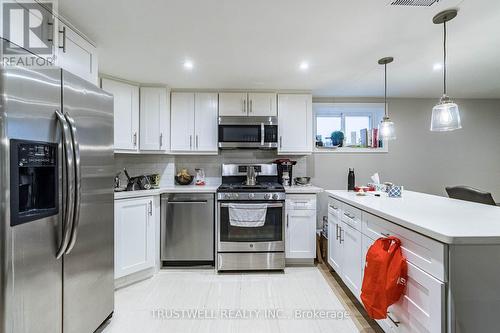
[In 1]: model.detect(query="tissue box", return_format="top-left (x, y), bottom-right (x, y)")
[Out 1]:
top-left (388, 186), bottom-right (403, 198)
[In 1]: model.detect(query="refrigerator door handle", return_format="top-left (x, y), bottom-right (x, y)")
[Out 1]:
top-left (55, 110), bottom-right (75, 259)
top-left (65, 112), bottom-right (81, 254)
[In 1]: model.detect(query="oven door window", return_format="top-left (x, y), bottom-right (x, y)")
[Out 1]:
top-left (219, 125), bottom-right (260, 143)
top-left (219, 203), bottom-right (283, 242)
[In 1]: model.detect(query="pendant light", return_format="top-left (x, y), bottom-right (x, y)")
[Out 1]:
top-left (378, 57), bottom-right (396, 141)
top-left (430, 9), bottom-right (462, 131)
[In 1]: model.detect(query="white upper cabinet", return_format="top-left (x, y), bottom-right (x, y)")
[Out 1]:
top-left (140, 87), bottom-right (169, 152)
top-left (101, 78), bottom-right (140, 152)
top-left (194, 93), bottom-right (218, 152)
top-left (247, 93), bottom-right (277, 116)
top-left (171, 92), bottom-right (218, 154)
top-left (170, 92), bottom-right (195, 151)
top-left (219, 92), bottom-right (247, 116)
top-left (56, 22), bottom-right (98, 85)
top-left (219, 92), bottom-right (277, 117)
top-left (278, 94), bottom-right (313, 154)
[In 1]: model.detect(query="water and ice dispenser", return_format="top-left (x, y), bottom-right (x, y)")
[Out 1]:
top-left (10, 139), bottom-right (58, 226)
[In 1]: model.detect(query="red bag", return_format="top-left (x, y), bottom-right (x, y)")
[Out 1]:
top-left (360, 236), bottom-right (407, 320)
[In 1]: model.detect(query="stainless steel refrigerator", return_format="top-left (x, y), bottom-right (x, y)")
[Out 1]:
top-left (0, 66), bottom-right (114, 333)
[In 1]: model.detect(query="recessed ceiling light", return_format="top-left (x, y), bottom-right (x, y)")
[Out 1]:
top-left (299, 61), bottom-right (309, 71)
top-left (183, 60), bottom-right (194, 70)
top-left (433, 63), bottom-right (443, 71)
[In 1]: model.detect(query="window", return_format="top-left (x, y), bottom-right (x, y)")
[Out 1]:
top-left (313, 103), bottom-right (386, 150)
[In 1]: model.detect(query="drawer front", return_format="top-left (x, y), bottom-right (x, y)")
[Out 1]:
top-left (341, 203), bottom-right (361, 231)
top-left (362, 212), bottom-right (446, 281)
top-left (287, 194), bottom-right (317, 210)
top-left (387, 261), bottom-right (445, 333)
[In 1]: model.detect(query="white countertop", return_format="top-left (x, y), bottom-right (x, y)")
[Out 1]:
top-left (327, 190), bottom-right (500, 245)
top-left (285, 185), bottom-right (323, 194)
top-left (114, 183), bottom-right (220, 199)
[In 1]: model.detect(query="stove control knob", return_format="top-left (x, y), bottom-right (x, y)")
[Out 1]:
top-left (248, 193), bottom-right (255, 199)
top-left (224, 193), bottom-right (231, 199)
top-left (234, 193), bottom-right (239, 198)
top-left (272, 193), bottom-right (279, 200)
top-left (264, 193), bottom-right (271, 200)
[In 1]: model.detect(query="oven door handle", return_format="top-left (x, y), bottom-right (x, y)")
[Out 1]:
top-left (219, 203), bottom-right (283, 208)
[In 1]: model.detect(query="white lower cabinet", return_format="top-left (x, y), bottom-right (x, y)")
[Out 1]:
top-left (285, 195), bottom-right (317, 259)
top-left (114, 197), bottom-right (155, 279)
top-left (327, 211), bottom-right (343, 272)
top-left (341, 222), bottom-right (362, 298)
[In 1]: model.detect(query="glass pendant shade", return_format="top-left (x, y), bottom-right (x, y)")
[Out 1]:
top-left (379, 116), bottom-right (396, 140)
top-left (430, 95), bottom-right (462, 131)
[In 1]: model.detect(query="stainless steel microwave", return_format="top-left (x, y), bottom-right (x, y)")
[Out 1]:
top-left (218, 116), bottom-right (278, 149)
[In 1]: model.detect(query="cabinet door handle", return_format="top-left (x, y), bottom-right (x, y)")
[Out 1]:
top-left (243, 99), bottom-right (246, 114)
top-left (58, 26), bottom-right (66, 53)
top-left (279, 136), bottom-right (282, 148)
top-left (196, 135), bottom-right (199, 149)
top-left (335, 224), bottom-right (340, 240)
top-left (47, 20), bottom-right (54, 42)
top-left (189, 135), bottom-right (192, 149)
top-left (133, 132), bottom-right (137, 146)
top-left (339, 227), bottom-right (344, 244)
top-left (160, 133), bottom-right (163, 147)
top-left (149, 201), bottom-right (153, 216)
top-left (249, 99), bottom-right (253, 113)
top-left (387, 312), bottom-right (400, 327)
top-left (286, 214), bottom-right (289, 228)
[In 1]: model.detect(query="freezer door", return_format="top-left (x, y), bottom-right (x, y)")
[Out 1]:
top-left (1, 67), bottom-right (63, 333)
top-left (61, 70), bottom-right (114, 333)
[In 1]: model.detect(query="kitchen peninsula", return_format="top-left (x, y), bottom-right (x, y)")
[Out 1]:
top-left (326, 190), bottom-right (500, 332)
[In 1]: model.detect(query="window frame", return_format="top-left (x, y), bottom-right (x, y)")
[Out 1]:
top-left (313, 102), bottom-right (388, 153)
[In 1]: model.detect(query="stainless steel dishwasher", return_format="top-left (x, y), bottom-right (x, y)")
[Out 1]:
top-left (160, 193), bottom-right (215, 265)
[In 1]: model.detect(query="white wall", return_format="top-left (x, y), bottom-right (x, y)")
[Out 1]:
top-left (310, 98), bottom-right (500, 199)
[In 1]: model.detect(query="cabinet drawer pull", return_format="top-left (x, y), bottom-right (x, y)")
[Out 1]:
top-left (329, 204), bottom-right (338, 210)
top-left (387, 312), bottom-right (400, 327)
top-left (59, 26), bottom-right (66, 53)
top-left (381, 232), bottom-right (391, 237)
top-left (343, 212), bottom-right (354, 219)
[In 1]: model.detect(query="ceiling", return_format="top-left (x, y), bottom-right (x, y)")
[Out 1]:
top-left (59, 0), bottom-right (500, 98)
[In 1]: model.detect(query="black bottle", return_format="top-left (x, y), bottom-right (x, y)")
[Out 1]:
top-left (348, 168), bottom-right (355, 191)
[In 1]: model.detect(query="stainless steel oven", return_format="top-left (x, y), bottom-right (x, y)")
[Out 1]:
top-left (217, 200), bottom-right (285, 253)
top-left (216, 163), bottom-right (286, 271)
top-left (218, 116), bottom-right (278, 149)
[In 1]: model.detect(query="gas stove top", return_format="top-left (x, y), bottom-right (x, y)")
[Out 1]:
top-left (217, 182), bottom-right (284, 192)
top-left (217, 163), bottom-right (286, 201)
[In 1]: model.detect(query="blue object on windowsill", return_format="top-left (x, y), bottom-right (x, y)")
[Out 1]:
top-left (330, 131), bottom-right (344, 147)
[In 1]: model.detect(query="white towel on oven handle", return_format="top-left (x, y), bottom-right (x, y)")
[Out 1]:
top-left (228, 204), bottom-right (268, 227)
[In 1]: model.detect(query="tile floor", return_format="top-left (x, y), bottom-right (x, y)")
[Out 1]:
top-left (99, 265), bottom-right (381, 333)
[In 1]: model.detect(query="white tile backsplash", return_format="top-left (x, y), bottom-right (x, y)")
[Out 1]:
top-left (115, 151), bottom-right (310, 186)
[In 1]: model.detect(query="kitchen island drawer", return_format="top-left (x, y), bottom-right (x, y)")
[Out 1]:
top-left (385, 261), bottom-right (445, 333)
top-left (341, 203), bottom-right (362, 231)
top-left (362, 212), bottom-right (446, 281)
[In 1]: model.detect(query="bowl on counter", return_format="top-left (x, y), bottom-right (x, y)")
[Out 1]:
top-left (175, 174), bottom-right (194, 185)
top-left (294, 177), bottom-right (311, 186)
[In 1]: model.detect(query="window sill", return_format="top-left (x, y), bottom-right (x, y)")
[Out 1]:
top-left (313, 146), bottom-right (388, 154)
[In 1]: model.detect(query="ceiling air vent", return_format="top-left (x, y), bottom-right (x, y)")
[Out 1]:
top-left (390, 0), bottom-right (440, 6)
